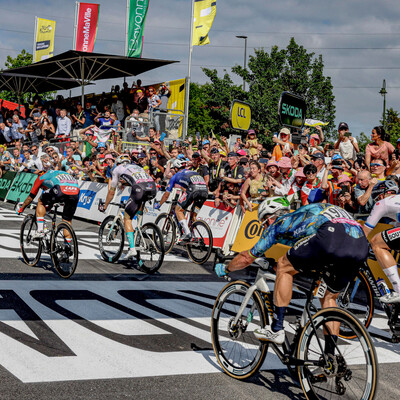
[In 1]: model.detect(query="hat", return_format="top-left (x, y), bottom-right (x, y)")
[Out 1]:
top-left (266, 160), bottom-right (278, 168)
top-left (228, 151), bottom-right (239, 157)
top-left (192, 152), bottom-right (201, 158)
top-left (295, 168), bottom-right (306, 178)
top-left (310, 134), bottom-right (320, 141)
top-left (112, 95), bottom-right (118, 99)
top-left (259, 158), bottom-right (268, 164)
top-left (278, 157), bottom-right (292, 169)
top-left (105, 154), bottom-right (114, 160)
top-left (311, 152), bottom-right (325, 160)
top-left (338, 122), bottom-right (349, 131)
top-left (202, 140), bottom-right (210, 145)
top-left (331, 160), bottom-right (344, 170)
top-left (138, 152), bottom-right (147, 159)
top-left (338, 174), bottom-right (352, 185)
top-left (279, 127), bottom-right (290, 136)
top-left (97, 142), bottom-right (106, 148)
top-left (210, 147), bottom-right (219, 154)
top-left (131, 148), bottom-right (139, 154)
top-left (332, 154), bottom-right (343, 161)
top-left (177, 154), bottom-right (186, 160)
top-left (219, 149), bottom-right (227, 157)
top-left (136, 89), bottom-right (143, 93)
top-left (237, 149), bottom-right (247, 156)
top-left (248, 129), bottom-right (256, 135)
top-left (239, 157), bottom-right (249, 164)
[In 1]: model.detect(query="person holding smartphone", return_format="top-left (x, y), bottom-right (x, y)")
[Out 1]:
top-left (334, 122), bottom-right (359, 161)
top-left (337, 174), bottom-right (357, 213)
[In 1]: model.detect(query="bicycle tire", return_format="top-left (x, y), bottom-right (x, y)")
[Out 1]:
top-left (187, 220), bottom-right (213, 264)
top-left (211, 280), bottom-right (269, 380)
top-left (154, 213), bottom-right (176, 254)
top-left (50, 222), bottom-right (79, 279)
top-left (20, 214), bottom-right (42, 267)
top-left (336, 270), bottom-right (375, 340)
top-left (135, 222), bottom-right (165, 274)
top-left (297, 307), bottom-right (378, 400)
top-left (98, 215), bottom-right (125, 263)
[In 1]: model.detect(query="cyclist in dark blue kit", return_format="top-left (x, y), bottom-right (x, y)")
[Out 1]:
top-left (215, 197), bottom-right (369, 345)
top-left (155, 159), bottom-right (208, 241)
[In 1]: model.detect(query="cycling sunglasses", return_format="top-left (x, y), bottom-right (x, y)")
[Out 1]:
top-left (370, 163), bottom-right (384, 167)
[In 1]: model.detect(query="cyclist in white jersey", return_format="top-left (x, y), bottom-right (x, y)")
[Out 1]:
top-left (363, 180), bottom-right (400, 303)
top-left (99, 154), bottom-right (156, 259)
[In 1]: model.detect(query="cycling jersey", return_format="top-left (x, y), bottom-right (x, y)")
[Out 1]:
top-left (29, 170), bottom-right (79, 198)
top-left (364, 194), bottom-right (400, 230)
top-left (250, 203), bottom-right (364, 258)
top-left (110, 164), bottom-right (154, 189)
top-left (166, 169), bottom-right (207, 192)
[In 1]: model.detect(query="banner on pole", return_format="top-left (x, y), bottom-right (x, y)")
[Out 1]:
top-left (192, 0), bottom-right (216, 46)
top-left (126, 0), bottom-right (150, 58)
top-left (75, 3), bottom-right (100, 52)
top-left (34, 18), bottom-right (56, 62)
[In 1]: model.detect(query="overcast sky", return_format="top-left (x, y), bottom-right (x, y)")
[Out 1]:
top-left (1, 0), bottom-right (399, 137)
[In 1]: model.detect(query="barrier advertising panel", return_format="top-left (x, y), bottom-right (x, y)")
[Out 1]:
top-left (0, 171), bottom-right (17, 200)
top-left (5, 173), bottom-right (37, 202)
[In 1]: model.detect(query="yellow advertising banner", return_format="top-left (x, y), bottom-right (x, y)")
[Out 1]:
top-left (34, 18), bottom-right (56, 62)
top-left (230, 100), bottom-right (251, 131)
top-left (192, 0), bottom-right (217, 46)
top-left (167, 78), bottom-right (185, 137)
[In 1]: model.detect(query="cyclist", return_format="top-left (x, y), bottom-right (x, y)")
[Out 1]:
top-left (362, 179), bottom-right (400, 303)
top-left (215, 198), bottom-right (368, 345)
top-left (154, 159), bottom-right (208, 242)
top-left (16, 165), bottom-right (80, 244)
top-left (99, 154), bottom-right (156, 259)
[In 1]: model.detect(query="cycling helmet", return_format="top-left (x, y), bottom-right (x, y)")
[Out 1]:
top-left (258, 196), bottom-right (290, 221)
top-left (172, 159), bottom-right (186, 169)
top-left (115, 154), bottom-right (131, 165)
top-left (371, 180), bottom-right (399, 202)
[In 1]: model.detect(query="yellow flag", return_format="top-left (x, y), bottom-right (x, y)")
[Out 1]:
top-left (192, 0), bottom-right (216, 46)
top-left (34, 18), bottom-right (56, 62)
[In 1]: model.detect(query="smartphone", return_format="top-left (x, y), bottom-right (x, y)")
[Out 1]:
top-left (168, 144), bottom-right (173, 152)
top-left (91, 105), bottom-right (96, 110)
top-left (341, 186), bottom-right (349, 195)
top-left (344, 132), bottom-right (351, 137)
top-left (150, 137), bottom-right (155, 143)
top-left (160, 132), bottom-right (166, 142)
top-left (294, 149), bottom-right (299, 156)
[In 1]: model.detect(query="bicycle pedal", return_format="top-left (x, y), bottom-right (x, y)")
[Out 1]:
top-left (310, 373), bottom-right (328, 384)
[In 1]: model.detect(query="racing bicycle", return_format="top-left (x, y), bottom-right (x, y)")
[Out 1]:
top-left (211, 261), bottom-right (378, 399)
top-left (155, 191), bottom-right (213, 264)
top-left (19, 201), bottom-right (79, 279)
top-left (98, 200), bottom-right (165, 274)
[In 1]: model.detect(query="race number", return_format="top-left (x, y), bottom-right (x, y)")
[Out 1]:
top-left (190, 175), bottom-right (206, 185)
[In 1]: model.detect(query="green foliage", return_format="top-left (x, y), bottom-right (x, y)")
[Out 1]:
top-left (188, 38), bottom-right (336, 146)
top-left (382, 107), bottom-right (400, 146)
top-left (0, 49), bottom-right (54, 103)
top-left (357, 132), bottom-right (370, 154)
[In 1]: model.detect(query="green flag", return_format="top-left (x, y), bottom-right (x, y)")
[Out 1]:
top-left (126, 0), bottom-right (150, 58)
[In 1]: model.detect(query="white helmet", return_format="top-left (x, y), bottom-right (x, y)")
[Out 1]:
top-left (115, 154), bottom-right (131, 165)
top-left (258, 197), bottom-right (290, 221)
top-left (172, 159), bottom-right (186, 169)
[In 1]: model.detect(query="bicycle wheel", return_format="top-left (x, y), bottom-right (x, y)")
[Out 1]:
top-left (336, 270), bottom-right (375, 340)
top-left (50, 222), bottom-right (79, 279)
top-left (155, 213), bottom-right (176, 254)
top-left (297, 307), bottom-right (378, 400)
top-left (20, 214), bottom-right (42, 267)
top-left (98, 216), bottom-right (125, 263)
top-left (211, 280), bottom-right (270, 379)
top-left (187, 220), bottom-right (213, 264)
top-left (135, 223), bottom-right (165, 274)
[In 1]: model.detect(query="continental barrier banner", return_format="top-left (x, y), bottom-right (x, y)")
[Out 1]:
top-left (126, 0), bottom-right (150, 58)
top-left (34, 18), bottom-right (56, 62)
top-left (0, 171), bottom-right (17, 200)
top-left (5, 173), bottom-right (37, 202)
top-left (75, 2), bottom-right (100, 52)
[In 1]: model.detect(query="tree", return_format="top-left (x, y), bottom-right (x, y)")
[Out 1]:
top-left (0, 49), bottom-right (54, 103)
top-left (382, 107), bottom-right (400, 146)
top-left (195, 38), bottom-right (336, 145)
top-left (357, 132), bottom-right (370, 154)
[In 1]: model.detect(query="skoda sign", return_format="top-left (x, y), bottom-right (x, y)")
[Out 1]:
top-left (230, 100), bottom-right (251, 131)
top-left (278, 92), bottom-right (307, 129)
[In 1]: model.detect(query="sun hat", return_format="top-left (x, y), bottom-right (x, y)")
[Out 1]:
top-left (278, 157), bottom-right (292, 169)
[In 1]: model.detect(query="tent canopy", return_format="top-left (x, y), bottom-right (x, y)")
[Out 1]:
top-left (2, 50), bottom-right (178, 85)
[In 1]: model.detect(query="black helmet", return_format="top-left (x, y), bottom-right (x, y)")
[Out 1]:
top-left (372, 180), bottom-right (399, 202)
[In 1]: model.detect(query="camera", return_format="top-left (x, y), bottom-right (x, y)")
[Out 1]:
top-left (344, 132), bottom-right (352, 138)
top-left (291, 133), bottom-right (302, 145)
top-left (198, 143), bottom-right (203, 150)
top-left (340, 186), bottom-right (349, 196)
top-left (150, 137), bottom-right (155, 143)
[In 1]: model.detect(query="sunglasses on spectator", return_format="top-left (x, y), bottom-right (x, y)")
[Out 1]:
top-left (370, 163), bottom-right (384, 167)
top-left (305, 170), bottom-right (317, 175)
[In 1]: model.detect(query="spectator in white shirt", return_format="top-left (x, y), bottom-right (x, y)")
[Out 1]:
top-left (334, 122), bottom-right (359, 161)
top-left (55, 109), bottom-right (72, 140)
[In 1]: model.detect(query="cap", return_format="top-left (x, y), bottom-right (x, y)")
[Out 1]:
top-left (112, 95), bottom-right (118, 99)
top-left (192, 152), bottom-right (201, 158)
top-left (202, 140), bottom-right (210, 145)
top-left (311, 152), bottom-right (325, 160)
top-left (131, 148), bottom-right (139, 154)
top-left (248, 129), bottom-right (256, 135)
top-left (338, 174), bottom-right (352, 185)
top-left (338, 122), bottom-right (349, 131)
top-left (278, 157), bottom-right (292, 169)
top-left (177, 154), bottom-right (186, 160)
top-left (279, 127), bottom-right (291, 135)
top-left (97, 142), bottom-right (106, 148)
top-left (138, 152), bottom-right (147, 159)
top-left (266, 160), bottom-right (278, 168)
top-left (227, 151), bottom-right (239, 157)
top-left (259, 158), bottom-right (269, 164)
top-left (310, 133), bottom-right (320, 141)
top-left (210, 147), bottom-right (219, 154)
top-left (136, 90), bottom-right (143, 93)
top-left (239, 157), bottom-right (249, 164)
top-left (237, 149), bottom-right (247, 156)
top-left (219, 149), bottom-right (227, 157)
top-left (332, 154), bottom-right (343, 161)
top-left (105, 154), bottom-right (114, 160)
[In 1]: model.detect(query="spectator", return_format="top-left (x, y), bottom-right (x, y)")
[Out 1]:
top-left (147, 86), bottom-right (161, 133)
top-left (148, 147), bottom-right (167, 182)
top-left (334, 122), bottom-right (359, 161)
top-left (61, 146), bottom-right (82, 173)
top-left (157, 82), bottom-right (171, 133)
top-left (104, 154), bottom-right (116, 180)
top-left (126, 109), bottom-right (145, 141)
top-left (0, 122), bottom-right (11, 143)
top-left (111, 95), bottom-right (125, 123)
top-left (370, 158), bottom-right (386, 180)
top-left (190, 152), bottom-right (209, 187)
top-left (94, 110), bottom-right (113, 129)
top-left (134, 89), bottom-right (148, 117)
top-left (244, 129), bottom-right (259, 159)
top-left (240, 160), bottom-right (268, 212)
top-left (354, 170), bottom-right (377, 216)
top-left (272, 127), bottom-right (293, 160)
top-left (310, 152), bottom-right (326, 179)
top-left (10, 115), bottom-right (27, 142)
top-left (0, 145), bottom-right (11, 176)
top-left (207, 147), bottom-right (228, 195)
top-left (365, 125), bottom-right (394, 169)
top-left (10, 147), bottom-right (23, 171)
top-left (301, 163), bottom-right (323, 205)
top-left (40, 115), bottom-right (55, 140)
top-left (337, 174), bottom-right (357, 213)
top-left (110, 112), bottom-right (121, 130)
top-left (83, 102), bottom-right (97, 128)
top-left (71, 102), bottom-right (86, 134)
top-left (55, 109), bottom-right (72, 140)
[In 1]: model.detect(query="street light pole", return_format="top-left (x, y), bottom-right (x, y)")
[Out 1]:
top-left (379, 79), bottom-right (387, 129)
top-left (236, 35), bottom-right (247, 91)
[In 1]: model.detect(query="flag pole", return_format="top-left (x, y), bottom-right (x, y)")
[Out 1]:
top-left (183, 0), bottom-right (195, 140)
top-left (33, 16), bottom-right (38, 63)
top-left (73, 2), bottom-right (79, 50)
top-left (125, 0), bottom-right (130, 56)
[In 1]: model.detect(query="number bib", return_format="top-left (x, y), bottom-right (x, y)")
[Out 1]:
top-left (320, 206), bottom-right (359, 226)
top-left (190, 175), bottom-right (206, 185)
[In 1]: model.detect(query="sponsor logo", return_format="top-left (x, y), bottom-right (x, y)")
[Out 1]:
top-left (244, 220), bottom-right (263, 239)
top-left (282, 103), bottom-right (303, 118)
top-left (78, 190), bottom-right (96, 210)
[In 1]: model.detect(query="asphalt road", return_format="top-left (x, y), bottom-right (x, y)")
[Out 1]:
top-left (0, 201), bottom-right (399, 399)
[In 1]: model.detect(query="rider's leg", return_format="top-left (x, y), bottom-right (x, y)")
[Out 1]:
top-left (36, 198), bottom-right (46, 232)
top-left (175, 205), bottom-right (190, 235)
top-left (62, 219), bottom-right (73, 243)
top-left (320, 291), bottom-right (340, 353)
top-left (371, 231), bottom-right (400, 294)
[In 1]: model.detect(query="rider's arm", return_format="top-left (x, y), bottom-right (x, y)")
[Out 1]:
top-left (158, 191), bottom-right (170, 207)
top-left (363, 199), bottom-right (387, 236)
top-left (104, 186), bottom-right (116, 210)
top-left (226, 250), bottom-right (257, 273)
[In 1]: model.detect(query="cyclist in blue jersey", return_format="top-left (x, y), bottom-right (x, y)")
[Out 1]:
top-left (16, 167), bottom-right (80, 241)
top-left (215, 197), bottom-right (369, 345)
top-left (155, 159), bottom-right (208, 242)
